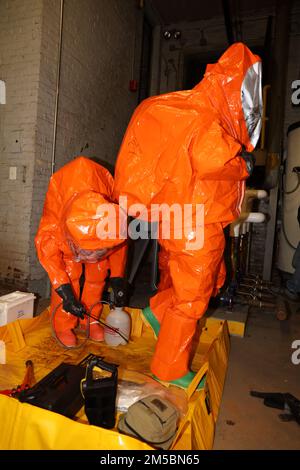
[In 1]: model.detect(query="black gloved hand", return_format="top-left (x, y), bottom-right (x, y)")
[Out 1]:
top-left (55, 283), bottom-right (85, 319)
top-left (109, 277), bottom-right (128, 307)
top-left (241, 149), bottom-right (256, 176)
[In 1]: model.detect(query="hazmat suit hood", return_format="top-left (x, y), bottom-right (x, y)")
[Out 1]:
top-left (63, 190), bottom-right (126, 262)
top-left (51, 156), bottom-right (115, 207)
top-left (36, 156), bottom-right (126, 269)
top-left (196, 42), bottom-right (262, 151)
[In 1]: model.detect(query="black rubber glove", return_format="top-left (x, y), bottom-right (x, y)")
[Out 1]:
top-left (241, 149), bottom-right (256, 176)
top-left (55, 283), bottom-right (85, 319)
top-left (109, 277), bottom-right (127, 307)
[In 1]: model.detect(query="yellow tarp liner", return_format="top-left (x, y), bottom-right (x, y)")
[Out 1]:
top-left (0, 308), bottom-right (230, 450)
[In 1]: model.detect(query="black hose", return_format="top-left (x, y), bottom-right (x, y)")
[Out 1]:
top-left (87, 301), bottom-right (129, 344)
top-left (50, 300), bottom-right (129, 349)
top-left (283, 173), bottom-right (300, 195)
top-left (279, 166), bottom-right (297, 250)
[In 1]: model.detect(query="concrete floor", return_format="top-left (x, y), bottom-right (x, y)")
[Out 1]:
top-left (214, 301), bottom-right (300, 449)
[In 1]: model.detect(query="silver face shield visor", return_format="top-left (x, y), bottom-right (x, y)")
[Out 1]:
top-left (241, 61), bottom-right (263, 148)
top-left (68, 239), bottom-right (111, 263)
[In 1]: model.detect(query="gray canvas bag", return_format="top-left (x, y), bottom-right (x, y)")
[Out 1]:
top-left (118, 394), bottom-right (179, 449)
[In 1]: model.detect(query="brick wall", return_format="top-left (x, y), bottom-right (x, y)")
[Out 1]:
top-left (54, 0), bottom-right (142, 169)
top-left (0, 0), bottom-right (143, 295)
top-left (29, 0), bottom-right (142, 295)
top-left (0, 0), bottom-right (43, 289)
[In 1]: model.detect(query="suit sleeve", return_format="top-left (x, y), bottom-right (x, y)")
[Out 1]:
top-left (190, 120), bottom-right (250, 181)
top-left (35, 177), bottom-right (69, 288)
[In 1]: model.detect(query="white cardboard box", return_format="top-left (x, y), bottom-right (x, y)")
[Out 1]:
top-left (0, 291), bottom-right (35, 327)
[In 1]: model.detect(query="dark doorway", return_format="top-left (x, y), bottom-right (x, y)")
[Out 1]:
top-left (138, 17), bottom-right (153, 102)
top-left (183, 52), bottom-right (221, 89)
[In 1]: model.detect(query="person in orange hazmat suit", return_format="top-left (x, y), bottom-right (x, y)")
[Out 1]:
top-left (114, 43), bottom-right (262, 387)
top-left (35, 156), bottom-right (127, 347)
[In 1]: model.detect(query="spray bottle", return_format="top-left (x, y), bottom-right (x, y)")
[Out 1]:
top-left (104, 307), bottom-right (131, 346)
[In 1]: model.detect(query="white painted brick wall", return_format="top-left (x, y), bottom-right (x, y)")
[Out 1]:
top-left (0, 0), bottom-right (43, 288)
top-left (0, 0), bottom-right (142, 294)
top-left (28, 0), bottom-right (143, 294)
top-left (53, 0), bottom-right (141, 169)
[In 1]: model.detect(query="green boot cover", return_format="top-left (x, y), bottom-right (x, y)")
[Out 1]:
top-left (142, 306), bottom-right (160, 338)
top-left (152, 371), bottom-right (205, 390)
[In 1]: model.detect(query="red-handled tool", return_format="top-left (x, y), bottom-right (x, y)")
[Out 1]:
top-left (0, 360), bottom-right (35, 398)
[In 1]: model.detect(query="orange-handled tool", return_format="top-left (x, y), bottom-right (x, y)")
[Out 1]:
top-left (0, 360), bottom-right (35, 397)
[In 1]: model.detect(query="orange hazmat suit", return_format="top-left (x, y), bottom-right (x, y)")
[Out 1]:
top-left (35, 157), bottom-right (126, 343)
top-left (114, 43), bottom-right (262, 382)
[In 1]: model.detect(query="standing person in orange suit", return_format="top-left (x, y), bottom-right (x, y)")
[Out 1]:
top-left (114, 43), bottom-right (262, 387)
top-left (36, 156), bottom-right (127, 347)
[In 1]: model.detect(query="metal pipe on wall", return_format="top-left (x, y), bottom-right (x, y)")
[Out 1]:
top-left (46, 0), bottom-right (64, 300)
top-left (222, 0), bottom-right (235, 45)
top-left (51, 0), bottom-right (64, 176)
